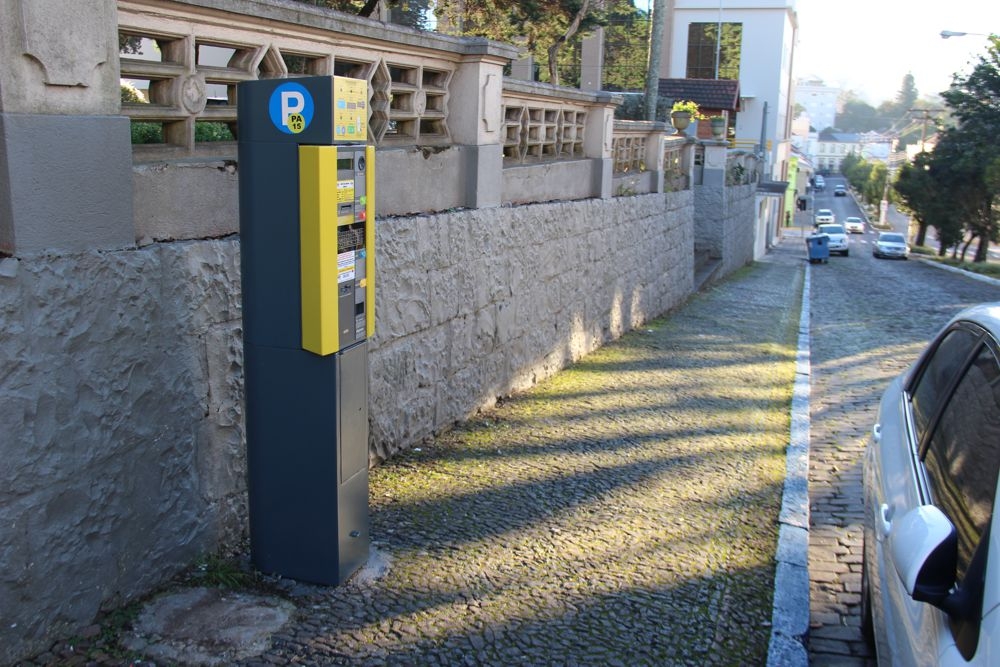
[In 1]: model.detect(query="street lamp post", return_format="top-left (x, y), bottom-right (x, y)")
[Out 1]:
top-left (940, 30), bottom-right (988, 39)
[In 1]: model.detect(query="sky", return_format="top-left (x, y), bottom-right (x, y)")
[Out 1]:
top-left (793, 0), bottom-right (1000, 104)
top-left (633, 0), bottom-right (1000, 105)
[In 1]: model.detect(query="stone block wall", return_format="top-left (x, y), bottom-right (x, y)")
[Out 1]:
top-left (693, 180), bottom-right (757, 275)
top-left (0, 193), bottom-right (693, 661)
top-left (369, 193), bottom-right (694, 460)
top-left (0, 240), bottom-right (245, 663)
top-left (720, 183), bottom-right (758, 275)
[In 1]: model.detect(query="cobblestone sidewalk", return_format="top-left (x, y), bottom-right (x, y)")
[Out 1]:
top-left (245, 244), bottom-right (807, 666)
top-left (26, 240), bottom-right (808, 666)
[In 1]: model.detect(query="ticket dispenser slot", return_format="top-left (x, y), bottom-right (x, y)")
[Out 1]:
top-left (238, 75), bottom-right (374, 586)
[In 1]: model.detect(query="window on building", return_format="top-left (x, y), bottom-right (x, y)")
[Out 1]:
top-left (686, 23), bottom-right (742, 79)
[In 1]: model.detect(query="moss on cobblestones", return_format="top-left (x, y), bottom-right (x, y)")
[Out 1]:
top-left (356, 259), bottom-right (803, 665)
top-left (24, 257), bottom-right (803, 666)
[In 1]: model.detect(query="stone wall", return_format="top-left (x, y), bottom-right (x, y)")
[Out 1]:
top-left (0, 192), bottom-right (693, 661)
top-left (0, 240), bottom-right (245, 662)
top-left (693, 180), bottom-right (757, 275)
top-left (369, 193), bottom-right (694, 460)
top-left (721, 183), bottom-right (758, 275)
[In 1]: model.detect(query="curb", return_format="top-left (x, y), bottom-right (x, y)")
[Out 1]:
top-left (766, 261), bottom-right (812, 667)
top-left (912, 255), bottom-right (1000, 288)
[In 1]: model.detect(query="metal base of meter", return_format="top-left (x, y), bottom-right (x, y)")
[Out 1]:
top-left (245, 340), bottom-right (370, 585)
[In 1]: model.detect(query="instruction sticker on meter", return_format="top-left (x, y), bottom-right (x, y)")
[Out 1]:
top-left (333, 76), bottom-right (368, 141)
top-left (337, 179), bottom-right (354, 202)
top-left (337, 251), bottom-right (356, 284)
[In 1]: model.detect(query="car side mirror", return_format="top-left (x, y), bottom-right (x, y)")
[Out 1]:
top-left (888, 505), bottom-right (957, 606)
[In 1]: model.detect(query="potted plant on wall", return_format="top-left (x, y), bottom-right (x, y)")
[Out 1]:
top-left (709, 115), bottom-right (727, 139)
top-left (670, 100), bottom-right (703, 132)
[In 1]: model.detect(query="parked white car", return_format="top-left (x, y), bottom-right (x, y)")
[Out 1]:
top-left (863, 303), bottom-right (1000, 665)
top-left (816, 223), bottom-right (848, 256)
top-left (815, 208), bottom-right (835, 224)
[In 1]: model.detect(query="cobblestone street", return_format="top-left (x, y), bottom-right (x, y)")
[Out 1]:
top-left (805, 231), bottom-right (1000, 665)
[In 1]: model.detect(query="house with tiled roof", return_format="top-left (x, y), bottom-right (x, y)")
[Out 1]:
top-left (653, 0), bottom-right (799, 258)
top-left (657, 78), bottom-right (740, 139)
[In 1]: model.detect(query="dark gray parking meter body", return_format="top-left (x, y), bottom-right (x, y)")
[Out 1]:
top-left (238, 76), bottom-right (373, 585)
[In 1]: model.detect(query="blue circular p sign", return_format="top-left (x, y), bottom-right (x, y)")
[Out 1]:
top-left (268, 82), bottom-right (315, 134)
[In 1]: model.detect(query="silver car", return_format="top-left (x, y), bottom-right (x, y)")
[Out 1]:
top-left (873, 232), bottom-right (910, 259)
top-left (863, 303), bottom-right (1000, 665)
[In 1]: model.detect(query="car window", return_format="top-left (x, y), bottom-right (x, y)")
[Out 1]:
top-left (819, 225), bottom-right (844, 234)
top-left (918, 341), bottom-right (1000, 659)
top-left (880, 234), bottom-right (905, 243)
top-left (910, 327), bottom-right (980, 442)
top-left (922, 343), bottom-right (1000, 579)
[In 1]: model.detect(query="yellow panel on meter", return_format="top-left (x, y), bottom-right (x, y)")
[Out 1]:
top-left (300, 145), bottom-right (340, 356)
top-left (300, 142), bottom-right (375, 356)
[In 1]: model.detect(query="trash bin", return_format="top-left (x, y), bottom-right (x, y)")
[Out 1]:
top-left (806, 233), bottom-right (830, 263)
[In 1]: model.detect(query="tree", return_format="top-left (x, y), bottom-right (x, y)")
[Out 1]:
top-left (841, 153), bottom-right (872, 197)
top-left (893, 73), bottom-right (918, 115)
top-left (936, 35), bottom-right (1000, 261)
top-left (643, 0), bottom-right (665, 120)
top-left (291, 0), bottom-right (433, 29)
top-left (836, 97), bottom-right (882, 133)
top-left (864, 162), bottom-right (888, 207)
top-left (600, 4), bottom-right (650, 92)
top-left (433, 0), bottom-right (621, 85)
top-left (894, 152), bottom-right (955, 249)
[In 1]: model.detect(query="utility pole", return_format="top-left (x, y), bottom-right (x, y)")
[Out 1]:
top-left (644, 0), bottom-right (667, 120)
top-left (909, 108), bottom-right (945, 152)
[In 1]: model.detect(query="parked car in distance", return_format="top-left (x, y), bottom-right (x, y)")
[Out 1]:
top-left (834, 185), bottom-right (847, 197)
top-left (815, 176), bottom-right (826, 191)
top-left (862, 302), bottom-right (1000, 666)
top-left (815, 208), bottom-right (835, 225)
top-left (872, 232), bottom-right (909, 259)
top-left (816, 223), bottom-right (848, 256)
top-left (844, 216), bottom-right (865, 234)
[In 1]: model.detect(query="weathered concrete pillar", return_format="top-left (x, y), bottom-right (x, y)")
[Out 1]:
top-left (510, 54), bottom-right (535, 82)
top-left (701, 139), bottom-right (728, 187)
top-left (580, 27), bottom-right (604, 91)
top-left (0, 0), bottom-right (133, 255)
top-left (584, 92), bottom-right (620, 199)
top-left (445, 39), bottom-right (518, 209)
top-left (646, 125), bottom-right (667, 194)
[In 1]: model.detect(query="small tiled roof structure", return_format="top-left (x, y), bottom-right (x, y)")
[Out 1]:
top-left (657, 78), bottom-right (741, 113)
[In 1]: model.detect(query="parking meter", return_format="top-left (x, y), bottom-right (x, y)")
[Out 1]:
top-left (238, 76), bottom-right (374, 585)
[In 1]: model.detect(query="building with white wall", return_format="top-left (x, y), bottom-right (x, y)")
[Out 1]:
top-left (794, 79), bottom-right (838, 132)
top-left (659, 0), bottom-right (798, 183)
top-left (814, 130), bottom-right (860, 173)
top-left (657, 0), bottom-right (798, 253)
